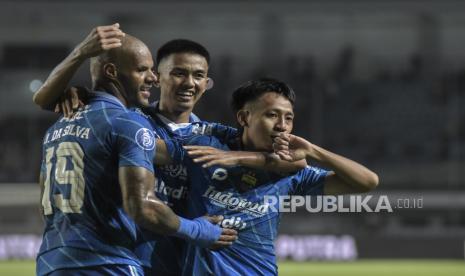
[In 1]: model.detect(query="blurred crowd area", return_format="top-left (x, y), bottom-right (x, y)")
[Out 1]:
top-left (1, 48), bottom-right (465, 190)
top-left (1, 0), bottom-right (465, 190)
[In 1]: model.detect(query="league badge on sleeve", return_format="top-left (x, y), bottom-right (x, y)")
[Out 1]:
top-left (135, 128), bottom-right (156, 151)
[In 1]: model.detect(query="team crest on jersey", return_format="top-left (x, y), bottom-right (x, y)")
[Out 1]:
top-left (135, 128), bottom-right (155, 150)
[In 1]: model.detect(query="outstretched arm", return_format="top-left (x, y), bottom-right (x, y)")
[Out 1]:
top-left (280, 134), bottom-right (379, 194)
top-left (184, 145), bottom-right (307, 173)
top-left (32, 23), bottom-right (125, 110)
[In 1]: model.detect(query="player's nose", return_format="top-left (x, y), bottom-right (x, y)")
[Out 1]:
top-left (274, 117), bottom-right (287, 132)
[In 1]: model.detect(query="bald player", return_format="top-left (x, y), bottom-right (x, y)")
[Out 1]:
top-left (34, 24), bottom-right (236, 276)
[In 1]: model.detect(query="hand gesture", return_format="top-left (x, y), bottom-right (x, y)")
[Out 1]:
top-left (74, 23), bottom-right (125, 59)
top-left (273, 133), bottom-right (312, 162)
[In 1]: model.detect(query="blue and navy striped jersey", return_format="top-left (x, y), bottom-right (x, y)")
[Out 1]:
top-left (36, 92), bottom-right (156, 275)
top-left (135, 103), bottom-right (237, 275)
top-left (180, 135), bottom-right (328, 276)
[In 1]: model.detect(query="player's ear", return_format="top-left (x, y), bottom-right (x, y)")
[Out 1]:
top-left (237, 109), bottom-right (249, 127)
top-left (206, 77), bottom-right (214, 90)
top-left (103, 63), bottom-right (118, 80)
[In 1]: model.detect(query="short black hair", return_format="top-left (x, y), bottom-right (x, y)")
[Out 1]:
top-left (231, 78), bottom-right (296, 113)
top-left (156, 39), bottom-right (210, 68)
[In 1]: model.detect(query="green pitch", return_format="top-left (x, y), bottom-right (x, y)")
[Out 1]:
top-left (279, 260), bottom-right (465, 276)
top-left (1, 260), bottom-right (464, 276)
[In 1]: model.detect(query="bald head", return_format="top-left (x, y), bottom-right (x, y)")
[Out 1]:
top-left (90, 34), bottom-right (150, 88)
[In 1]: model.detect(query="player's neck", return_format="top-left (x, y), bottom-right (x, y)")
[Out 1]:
top-left (240, 133), bottom-right (255, 151)
top-left (158, 107), bottom-right (191, 124)
top-left (95, 83), bottom-right (128, 107)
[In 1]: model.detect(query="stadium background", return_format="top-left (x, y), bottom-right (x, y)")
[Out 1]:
top-left (1, 0), bottom-right (464, 275)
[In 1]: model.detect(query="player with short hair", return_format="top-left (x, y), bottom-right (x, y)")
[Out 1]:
top-left (177, 78), bottom-right (379, 275)
top-left (34, 24), bottom-right (236, 276)
top-left (135, 38), bottom-right (241, 275)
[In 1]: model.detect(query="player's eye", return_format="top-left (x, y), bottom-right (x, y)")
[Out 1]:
top-left (171, 69), bottom-right (186, 77)
top-left (194, 73), bottom-right (206, 80)
top-left (266, 112), bottom-right (278, 118)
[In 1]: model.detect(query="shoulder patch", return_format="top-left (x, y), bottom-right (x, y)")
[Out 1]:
top-left (135, 128), bottom-right (156, 150)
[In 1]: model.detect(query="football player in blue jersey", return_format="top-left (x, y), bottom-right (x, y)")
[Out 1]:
top-left (33, 24), bottom-right (237, 276)
top-left (177, 78), bottom-right (379, 275)
top-left (38, 35), bottom-right (242, 275)
top-left (33, 27), bottom-right (308, 275)
top-left (136, 38), bottom-right (230, 275)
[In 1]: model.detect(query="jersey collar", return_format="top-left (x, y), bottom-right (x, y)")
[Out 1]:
top-left (150, 101), bottom-right (201, 132)
top-left (91, 91), bottom-right (127, 109)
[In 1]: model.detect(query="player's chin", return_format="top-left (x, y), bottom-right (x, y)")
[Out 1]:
top-left (174, 101), bottom-right (194, 111)
top-left (137, 97), bottom-right (151, 107)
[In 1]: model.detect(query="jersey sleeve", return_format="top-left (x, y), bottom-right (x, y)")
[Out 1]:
top-left (210, 123), bottom-right (238, 143)
top-left (185, 134), bottom-right (221, 148)
top-left (190, 122), bottom-right (238, 144)
top-left (162, 137), bottom-right (186, 164)
top-left (290, 166), bottom-right (329, 196)
top-left (111, 112), bottom-right (156, 173)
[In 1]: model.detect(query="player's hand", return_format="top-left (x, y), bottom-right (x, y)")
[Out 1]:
top-left (204, 215), bottom-right (238, 251)
top-left (184, 145), bottom-right (244, 168)
top-left (272, 132), bottom-right (290, 155)
top-left (73, 23), bottom-right (125, 59)
top-left (54, 87), bottom-right (87, 117)
top-left (274, 134), bottom-right (312, 162)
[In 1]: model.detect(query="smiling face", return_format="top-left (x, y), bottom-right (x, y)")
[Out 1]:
top-left (239, 92), bottom-right (294, 151)
top-left (116, 43), bottom-right (155, 108)
top-left (156, 52), bottom-right (209, 122)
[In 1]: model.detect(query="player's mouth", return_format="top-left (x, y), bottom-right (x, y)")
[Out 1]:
top-left (139, 85), bottom-right (152, 99)
top-left (176, 90), bottom-right (196, 102)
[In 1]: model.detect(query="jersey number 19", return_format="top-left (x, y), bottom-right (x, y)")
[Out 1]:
top-left (41, 142), bottom-right (85, 215)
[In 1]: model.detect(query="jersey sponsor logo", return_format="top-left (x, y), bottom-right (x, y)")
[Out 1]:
top-left (154, 179), bottom-right (188, 200)
top-left (203, 186), bottom-right (269, 217)
top-left (135, 128), bottom-right (155, 150)
top-left (220, 216), bottom-right (247, 230)
top-left (211, 168), bottom-right (228, 181)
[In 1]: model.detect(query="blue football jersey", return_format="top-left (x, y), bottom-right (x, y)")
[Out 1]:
top-left (36, 92), bottom-right (156, 275)
top-left (135, 103), bottom-right (238, 274)
top-left (180, 135), bottom-right (328, 276)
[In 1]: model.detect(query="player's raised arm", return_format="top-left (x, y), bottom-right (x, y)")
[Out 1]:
top-left (281, 134), bottom-right (379, 194)
top-left (32, 24), bottom-right (125, 110)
